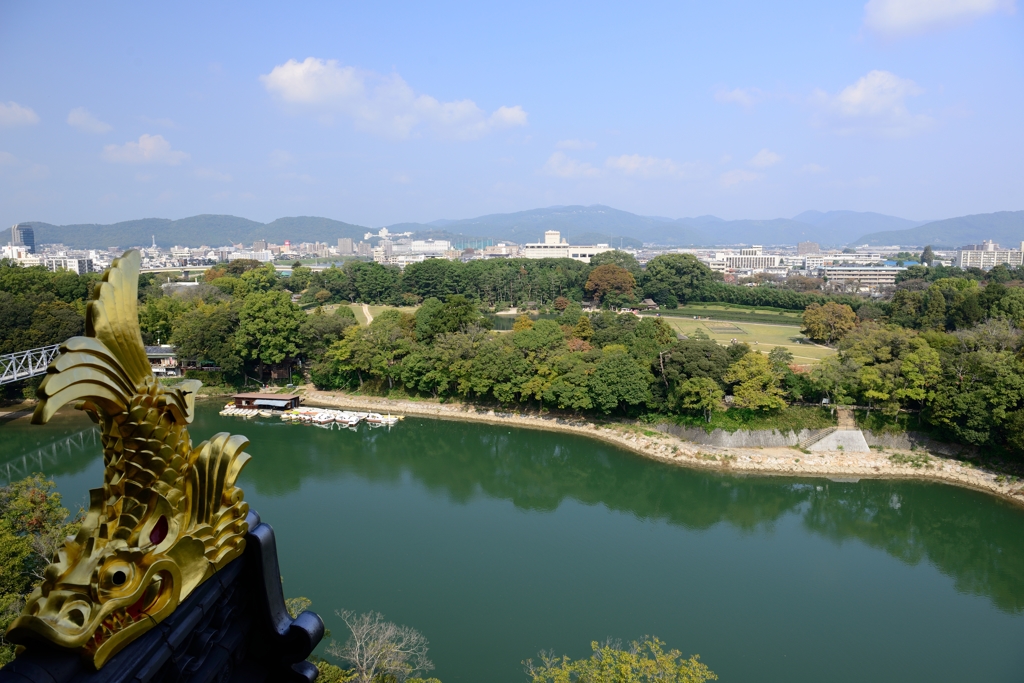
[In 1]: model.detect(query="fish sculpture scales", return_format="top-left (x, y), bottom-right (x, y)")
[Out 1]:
top-left (5, 250), bottom-right (252, 668)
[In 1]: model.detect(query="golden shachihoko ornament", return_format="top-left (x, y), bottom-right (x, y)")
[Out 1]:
top-left (5, 250), bottom-right (252, 668)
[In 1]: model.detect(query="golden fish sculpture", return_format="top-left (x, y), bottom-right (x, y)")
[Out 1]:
top-left (6, 250), bottom-right (252, 669)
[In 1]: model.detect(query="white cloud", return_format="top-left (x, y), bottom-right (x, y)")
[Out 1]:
top-left (748, 148), bottom-right (782, 168)
top-left (715, 87), bottom-right (763, 107)
top-left (101, 134), bottom-right (190, 165)
top-left (0, 102), bottom-right (39, 127)
top-left (811, 70), bottom-right (933, 136)
top-left (260, 57), bottom-right (528, 140)
top-left (605, 154), bottom-right (700, 179)
top-left (542, 151), bottom-right (600, 179)
top-left (0, 151), bottom-right (17, 165)
top-left (67, 107), bottom-right (112, 133)
top-left (800, 163), bottom-right (828, 174)
top-left (864, 0), bottom-right (1015, 34)
top-left (194, 168), bottom-right (232, 182)
top-left (557, 139), bottom-right (596, 150)
top-left (720, 169), bottom-right (761, 187)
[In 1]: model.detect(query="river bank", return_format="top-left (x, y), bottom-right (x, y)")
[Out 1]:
top-left (300, 387), bottom-right (1024, 508)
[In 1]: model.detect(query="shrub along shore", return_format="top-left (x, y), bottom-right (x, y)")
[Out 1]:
top-left (299, 388), bottom-right (1024, 508)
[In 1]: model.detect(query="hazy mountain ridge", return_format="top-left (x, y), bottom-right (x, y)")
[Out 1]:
top-left (391, 205), bottom-right (926, 246)
top-left (852, 211), bottom-right (1024, 248)
top-left (23, 214), bottom-right (368, 250)
top-left (16, 206), bottom-right (1020, 250)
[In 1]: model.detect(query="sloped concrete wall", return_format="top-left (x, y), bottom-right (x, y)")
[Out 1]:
top-left (808, 429), bottom-right (870, 453)
top-left (862, 430), bottom-right (970, 456)
top-left (654, 423), bottom-right (814, 448)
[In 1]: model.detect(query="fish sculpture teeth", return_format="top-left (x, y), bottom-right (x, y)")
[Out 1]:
top-left (5, 250), bottom-right (252, 669)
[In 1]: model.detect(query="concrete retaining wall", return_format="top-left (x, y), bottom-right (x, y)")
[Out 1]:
top-left (808, 430), bottom-right (870, 453)
top-left (654, 423), bottom-right (813, 448)
top-left (862, 430), bottom-right (970, 456)
top-left (656, 422), bottom-right (967, 456)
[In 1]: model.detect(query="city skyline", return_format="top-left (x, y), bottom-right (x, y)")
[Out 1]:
top-left (1, 1), bottom-right (1021, 229)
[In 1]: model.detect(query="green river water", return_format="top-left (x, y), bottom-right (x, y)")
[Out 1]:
top-left (3, 402), bottom-right (1024, 682)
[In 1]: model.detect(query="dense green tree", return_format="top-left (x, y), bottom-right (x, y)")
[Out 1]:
top-left (837, 323), bottom-right (941, 416)
top-left (234, 289), bottom-right (306, 380)
top-left (402, 259), bottom-right (463, 300)
top-left (661, 339), bottom-right (733, 389)
top-left (224, 259), bottom-right (264, 275)
top-left (642, 254), bottom-right (717, 307)
top-left (414, 295), bottom-right (486, 342)
top-left (239, 263), bottom-right (281, 294)
top-left (919, 285), bottom-right (948, 330)
top-left (801, 302), bottom-right (857, 345)
top-left (139, 295), bottom-right (192, 344)
top-left (671, 376), bottom-right (725, 422)
top-left (287, 265), bottom-right (314, 292)
top-left (590, 346), bottom-right (653, 414)
top-left (170, 302), bottom-right (242, 374)
top-left (524, 637), bottom-right (716, 683)
top-left (926, 321), bottom-right (1024, 446)
top-left (589, 249), bottom-right (642, 277)
top-left (723, 352), bottom-right (786, 411)
top-left (585, 264), bottom-right (636, 305)
top-left (301, 307), bottom-right (358, 357)
top-left (0, 475), bottom-right (78, 665)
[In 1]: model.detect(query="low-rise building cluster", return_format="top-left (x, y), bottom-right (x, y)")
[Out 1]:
top-left (5, 221), bottom-right (1020, 293)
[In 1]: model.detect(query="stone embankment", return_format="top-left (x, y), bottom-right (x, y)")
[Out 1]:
top-left (301, 387), bottom-right (1024, 508)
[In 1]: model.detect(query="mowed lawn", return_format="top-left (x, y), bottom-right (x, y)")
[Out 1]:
top-left (348, 304), bottom-right (419, 325)
top-left (651, 315), bottom-right (835, 364)
top-left (341, 304), bottom-right (833, 364)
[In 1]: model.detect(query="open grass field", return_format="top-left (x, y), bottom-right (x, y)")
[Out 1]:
top-left (650, 315), bottom-right (835, 364)
top-left (349, 304), bottom-right (419, 325)
top-left (661, 303), bottom-right (804, 325)
top-left (342, 303), bottom-right (832, 364)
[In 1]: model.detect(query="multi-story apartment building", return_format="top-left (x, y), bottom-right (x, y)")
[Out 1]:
top-left (44, 257), bottom-right (93, 274)
top-left (723, 246), bottom-right (780, 270)
top-left (954, 241), bottom-right (1024, 270)
top-left (824, 266), bottom-right (904, 289)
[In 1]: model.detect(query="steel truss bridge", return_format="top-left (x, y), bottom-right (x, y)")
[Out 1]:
top-left (0, 344), bottom-right (60, 386)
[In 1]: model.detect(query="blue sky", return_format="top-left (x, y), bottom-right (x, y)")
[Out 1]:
top-left (0, 0), bottom-right (1021, 228)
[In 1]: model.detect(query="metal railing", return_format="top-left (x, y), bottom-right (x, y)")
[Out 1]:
top-left (0, 344), bottom-right (60, 386)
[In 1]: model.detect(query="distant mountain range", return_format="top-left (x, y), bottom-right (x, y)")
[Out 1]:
top-left (22, 215), bottom-right (368, 251)
top-left (851, 211), bottom-right (1024, 248)
top-left (16, 206), bottom-right (1023, 250)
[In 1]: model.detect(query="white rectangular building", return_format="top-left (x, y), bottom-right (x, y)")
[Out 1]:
top-left (824, 266), bottom-right (905, 288)
top-left (723, 246), bottom-right (780, 270)
top-left (520, 231), bottom-right (612, 263)
top-left (44, 257), bottom-right (93, 274)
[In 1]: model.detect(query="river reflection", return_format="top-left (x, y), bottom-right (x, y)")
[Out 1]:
top-left (224, 414), bottom-right (1024, 615)
top-left (3, 404), bottom-right (1024, 682)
